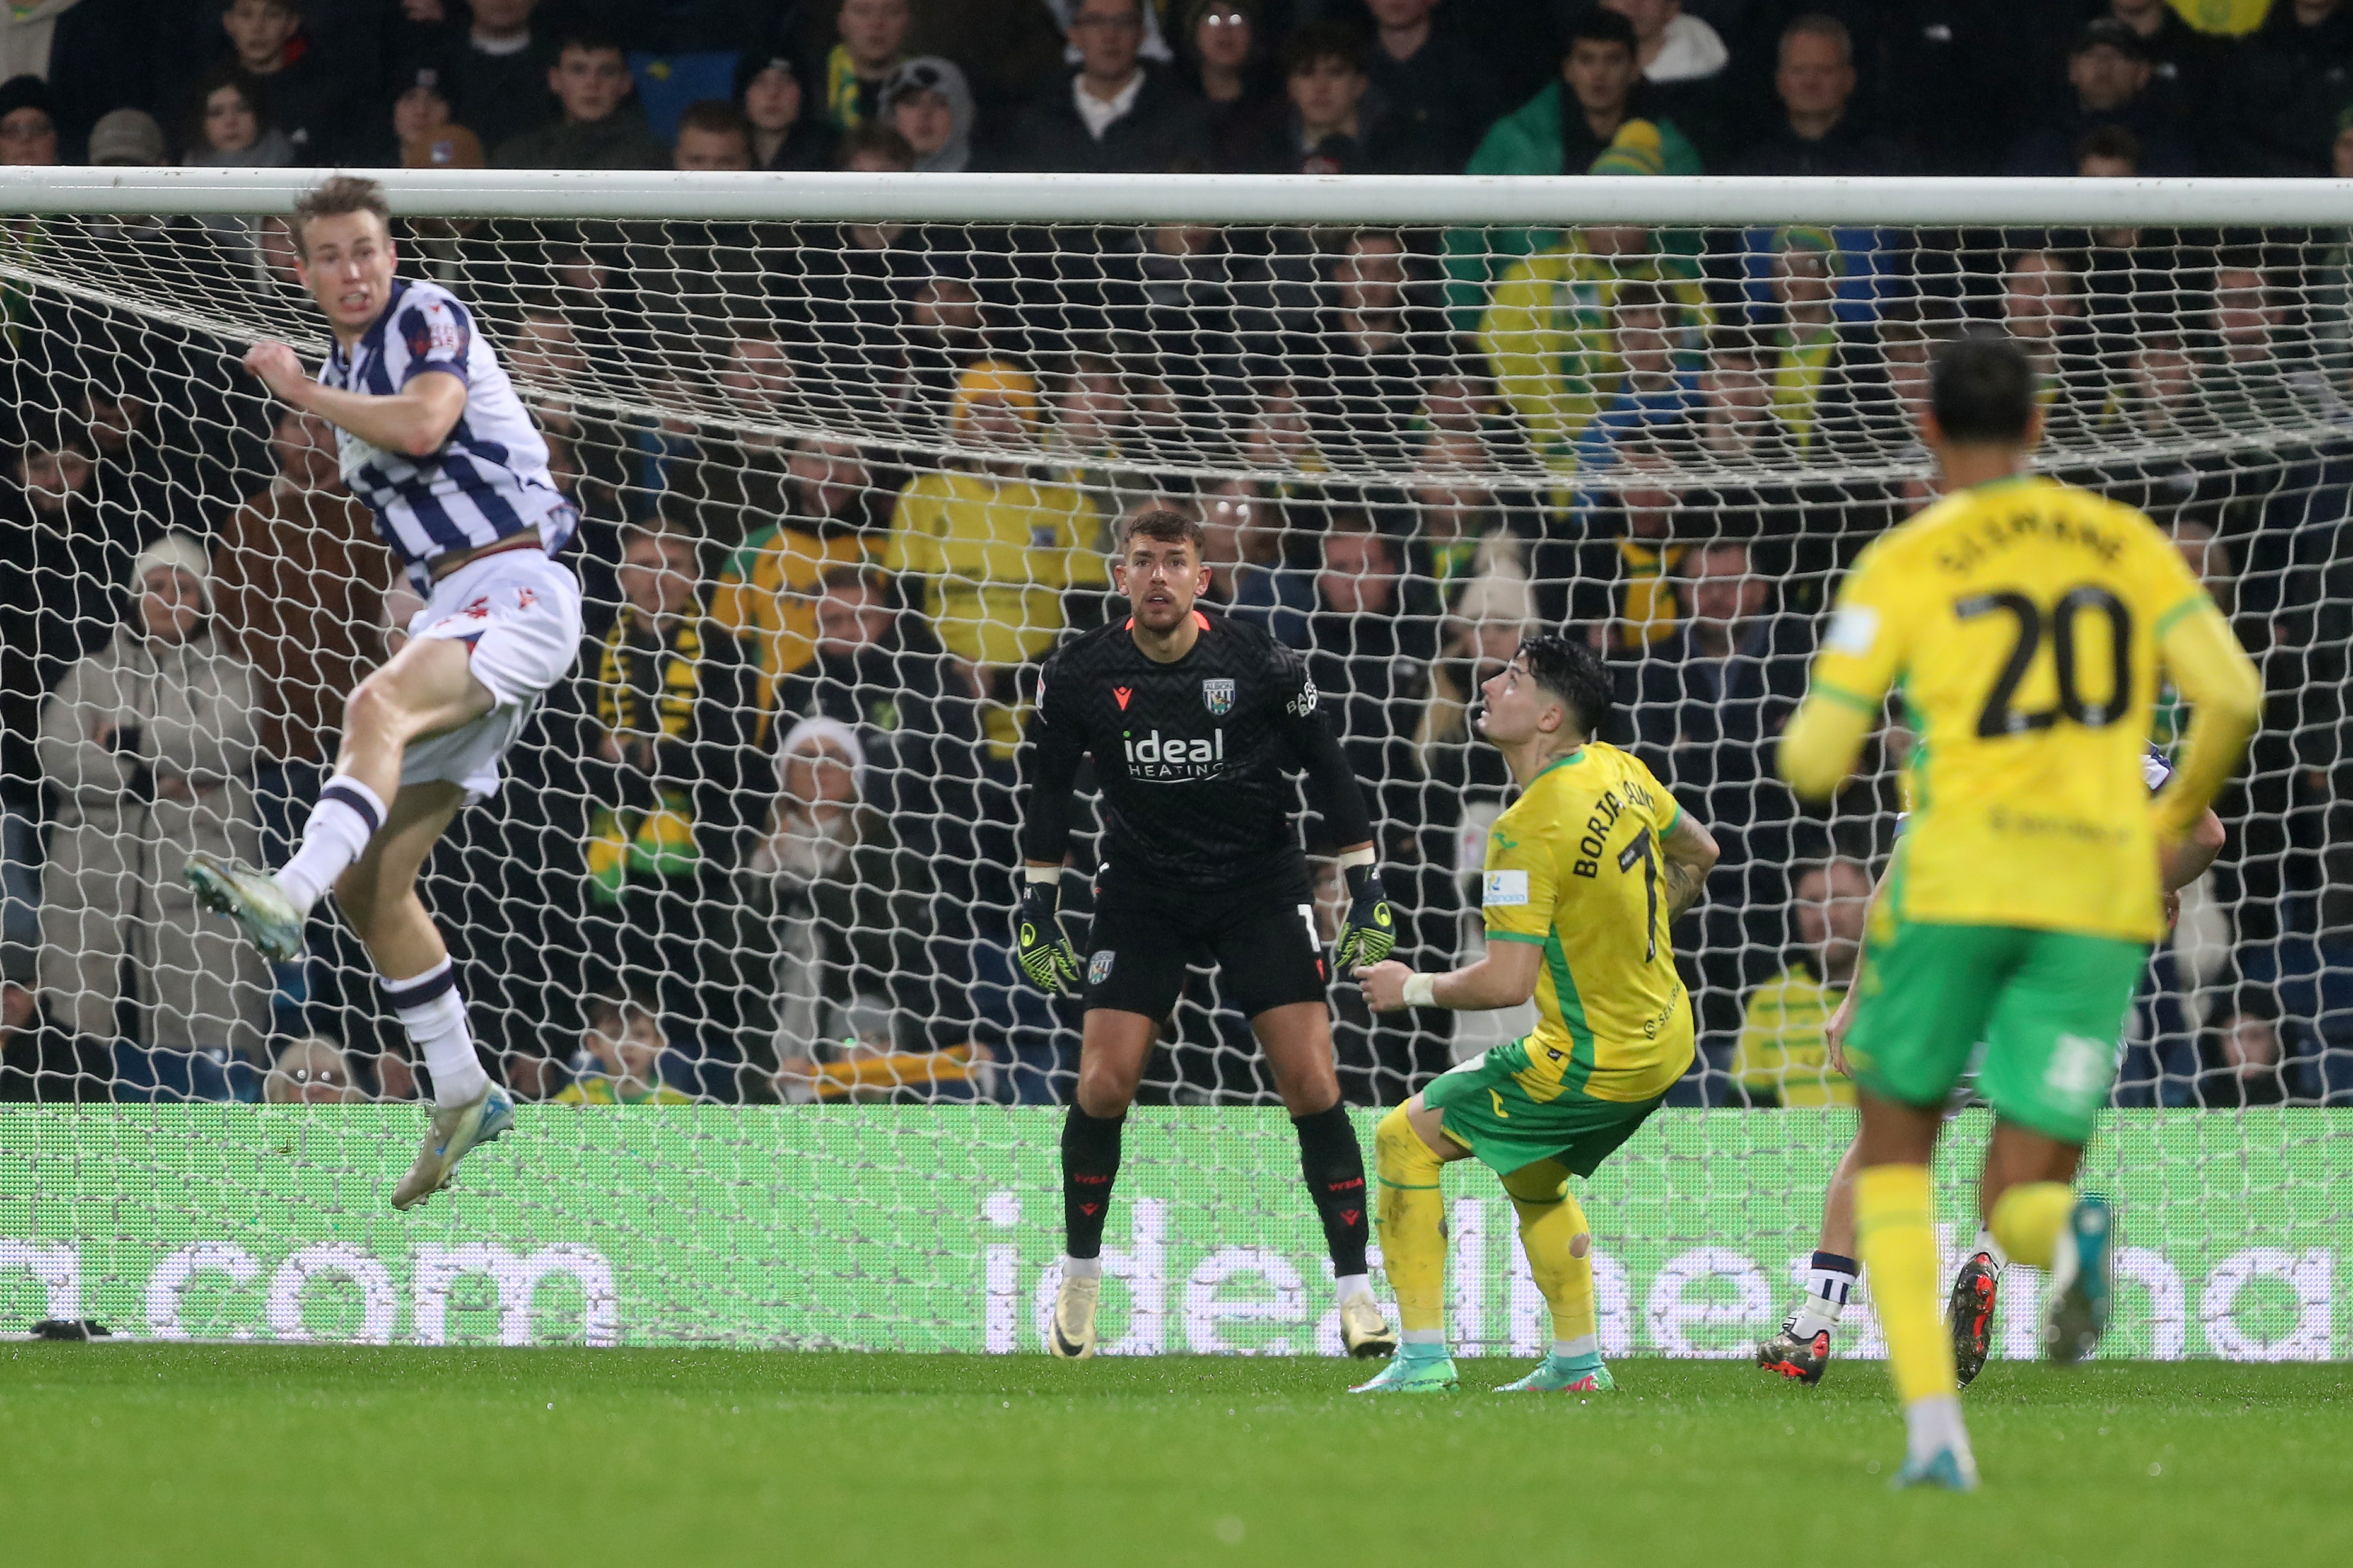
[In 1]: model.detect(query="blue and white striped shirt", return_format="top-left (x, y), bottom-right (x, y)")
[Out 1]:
top-left (321, 277), bottom-right (573, 588)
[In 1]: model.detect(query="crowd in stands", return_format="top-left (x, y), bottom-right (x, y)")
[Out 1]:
top-left (0, 0), bottom-right (2350, 1110)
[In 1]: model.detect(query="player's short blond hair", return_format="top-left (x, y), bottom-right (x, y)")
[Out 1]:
top-left (288, 175), bottom-right (392, 260)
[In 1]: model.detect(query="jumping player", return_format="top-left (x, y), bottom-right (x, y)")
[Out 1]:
top-left (1778, 334), bottom-right (2260, 1489)
top-left (184, 176), bottom-right (582, 1209)
top-left (1017, 508), bottom-right (1400, 1360)
top-left (1353, 636), bottom-right (1720, 1394)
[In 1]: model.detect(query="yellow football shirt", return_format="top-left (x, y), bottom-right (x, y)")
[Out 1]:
top-left (1800, 474), bottom-right (2211, 942)
top-left (1730, 963), bottom-right (1855, 1107)
top-left (882, 469), bottom-right (1107, 666)
top-left (1480, 742), bottom-right (1695, 1104)
top-left (710, 523), bottom-right (871, 715)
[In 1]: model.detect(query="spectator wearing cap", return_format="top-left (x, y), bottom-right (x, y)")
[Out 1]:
top-left (0, 74), bottom-right (57, 166)
top-left (735, 52), bottom-right (838, 171)
top-left (1360, 0), bottom-right (1487, 173)
top-left (37, 532), bottom-right (269, 1102)
top-left (0, 0), bottom-right (148, 160)
top-left (1000, 0), bottom-right (1210, 173)
top-left (1476, 125), bottom-right (1710, 458)
top-left (1760, 225), bottom-right (1867, 454)
top-left (1449, 11), bottom-right (1701, 323)
top-left (1725, 13), bottom-right (1906, 176)
top-left (887, 56), bottom-right (974, 173)
top-left (392, 68), bottom-right (483, 168)
top-left (2007, 18), bottom-right (2196, 177)
top-left (494, 28), bottom-right (669, 170)
top-left (86, 107), bottom-right (165, 168)
top-left (2211, 0), bottom-right (2353, 175)
top-left (395, 0), bottom-right (558, 160)
top-left (821, 0), bottom-right (913, 131)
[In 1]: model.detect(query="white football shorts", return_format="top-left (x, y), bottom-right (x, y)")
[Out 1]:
top-left (400, 548), bottom-right (583, 804)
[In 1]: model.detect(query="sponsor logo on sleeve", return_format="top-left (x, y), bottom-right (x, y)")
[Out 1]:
top-left (1482, 869), bottom-right (1530, 907)
top-left (1287, 675), bottom-right (1318, 717)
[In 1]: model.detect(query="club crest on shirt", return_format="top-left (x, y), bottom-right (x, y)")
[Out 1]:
top-left (1201, 678), bottom-right (1235, 717)
top-left (1088, 950), bottom-right (1114, 987)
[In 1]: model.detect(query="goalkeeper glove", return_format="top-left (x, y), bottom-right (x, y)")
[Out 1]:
top-left (1013, 878), bottom-right (1083, 996)
top-left (1334, 862), bottom-right (1397, 972)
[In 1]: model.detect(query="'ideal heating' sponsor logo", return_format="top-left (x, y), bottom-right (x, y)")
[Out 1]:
top-left (1122, 728), bottom-right (1225, 781)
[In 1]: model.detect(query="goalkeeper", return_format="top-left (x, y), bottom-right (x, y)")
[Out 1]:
top-left (1353, 636), bottom-right (1719, 1395)
top-left (1016, 508), bottom-right (1401, 1362)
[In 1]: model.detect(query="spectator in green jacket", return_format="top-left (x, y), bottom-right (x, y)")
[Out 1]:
top-left (1443, 9), bottom-right (1702, 328)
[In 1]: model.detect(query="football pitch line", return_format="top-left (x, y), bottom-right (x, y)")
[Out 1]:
top-left (1, 1347), bottom-right (2346, 1566)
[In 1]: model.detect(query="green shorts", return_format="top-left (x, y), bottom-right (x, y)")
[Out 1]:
top-left (1422, 1042), bottom-right (1663, 1178)
top-left (1845, 919), bottom-right (2149, 1145)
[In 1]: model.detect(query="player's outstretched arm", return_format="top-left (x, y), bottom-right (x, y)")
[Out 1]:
top-left (245, 341), bottom-right (467, 458)
top-left (2151, 603), bottom-right (2262, 839)
top-left (1356, 939), bottom-right (1542, 1016)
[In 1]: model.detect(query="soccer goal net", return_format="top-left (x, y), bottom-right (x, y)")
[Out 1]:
top-left (0, 169), bottom-right (2340, 1356)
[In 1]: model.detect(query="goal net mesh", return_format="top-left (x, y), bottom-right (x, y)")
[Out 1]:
top-left (0, 189), bottom-right (2342, 1352)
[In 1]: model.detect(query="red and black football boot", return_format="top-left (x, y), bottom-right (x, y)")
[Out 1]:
top-left (1755, 1325), bottom-right (1831, 1385)
top-left (1947, 1250), bottom-right (2001, 1390)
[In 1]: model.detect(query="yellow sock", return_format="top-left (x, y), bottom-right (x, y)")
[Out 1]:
top-left (1990, 1182), bottom-right (2074, 1270)
top-left (1854, 1164), bottom-right (1954, 1407)
top-left (1374, 1106), bottom-right (1446, 1337)
top-left (1501, 1159), bottom-right (1595, 1347)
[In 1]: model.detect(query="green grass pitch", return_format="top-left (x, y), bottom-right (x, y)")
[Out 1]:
top-left (3, 1347), bottom-right (2349, 1566)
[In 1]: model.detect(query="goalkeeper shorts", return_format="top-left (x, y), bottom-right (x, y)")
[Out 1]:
top-left (1843, 919), bottom-right (2148, 1146)
top-left (1082, 866), bottom-right (1328, 1023)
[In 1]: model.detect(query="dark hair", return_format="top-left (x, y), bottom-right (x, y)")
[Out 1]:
top-left (586, 988), bottom-right (660, 1033)
top-left (1567, 8), bottom-right (1637, 54)
top-left (1704, 322), bottom-right (1762, 361)
top-left (1613, 279), bottom-right (1669, 317)
top-left (185, 64), bottom-right (269, 153)
top-left (1282, 21), bottom-right (1364, 76)
top-left (818, 562), bottom-right (889, 598)
top-left (289, 174), bottom-right (390, 258)
top-left (2076, 124), bottom-right (2141, 170)
top-left (677, 98), bottom-right (752, 144)
top-left (1121, 506), bottom-right (1206, 553)
top-left (1517, 634), bottom-right (1613, 739)
top-left (554, 28), bottom-right (628, 61)
top-left (836, 121), bottom-right (914, 170)
top-left (1929, 333), bottom-right (2036, 444)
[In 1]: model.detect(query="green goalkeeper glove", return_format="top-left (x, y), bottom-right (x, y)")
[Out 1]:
top-left (1013, 878), bottom-right (1083, 995)
top-left (1334, 863), bottom-right (1396, 972)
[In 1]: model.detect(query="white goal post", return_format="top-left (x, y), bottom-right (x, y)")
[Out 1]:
top-left (0, 168), bottom-right (2340, 1356)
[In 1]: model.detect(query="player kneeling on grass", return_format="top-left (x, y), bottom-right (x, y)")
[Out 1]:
top-left (1353, 637), bottom-right (1718, 1395)
top-left (180, 177), bottom-right (583, 1210)
top-left (1777, 334), bottom-right (2260, 1490)
top-left (1017, 508), bottom-right (1400, 1361)
top-left (1756, 751), bottom-right (2224, 1390)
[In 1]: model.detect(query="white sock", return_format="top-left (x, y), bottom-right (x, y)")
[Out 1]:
top-left (1064, 1255), bottom-right (1104, 1281)
top-left (1973, 1226), bottom-right (2010, 1270)
top-left (275, 775), bottom-right (385, 915)
top-left (1790, 1250), bottom-right (1859, 1338)
top-left (1904, 1394), bottom-right (1973, 1467)
top-left (1334, 1272), bottom-right (1372, 1302)
top-left (381, 959), bottom-right (489, 1105)
top-left (1553, 1335), bottom-right (1599, 1362)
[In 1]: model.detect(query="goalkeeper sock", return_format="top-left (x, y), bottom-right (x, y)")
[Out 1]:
top-left (382, 960), bottom-right (489, 1105)
top-left (276, 775), bottom-right (385, 916)
top-left (1788, 1250), bottom-right (1860, 1339)
top-left (1855, 1164), bottom-right (1956, 1408)
top-left (1989, 1182), bottom-right (2074, 1270)
top-left (1292, 1103), bottom-right (1370, 1280)
top-left (1971, 1224), bottom-right (2011, 1270)
top-left (1372, 1105), bottom-right (1445, 1342)
top-left (1060, 1106), bottom-right (1124, 1261)
top-left (1500, 1160), bottom-right (1596, 1355)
